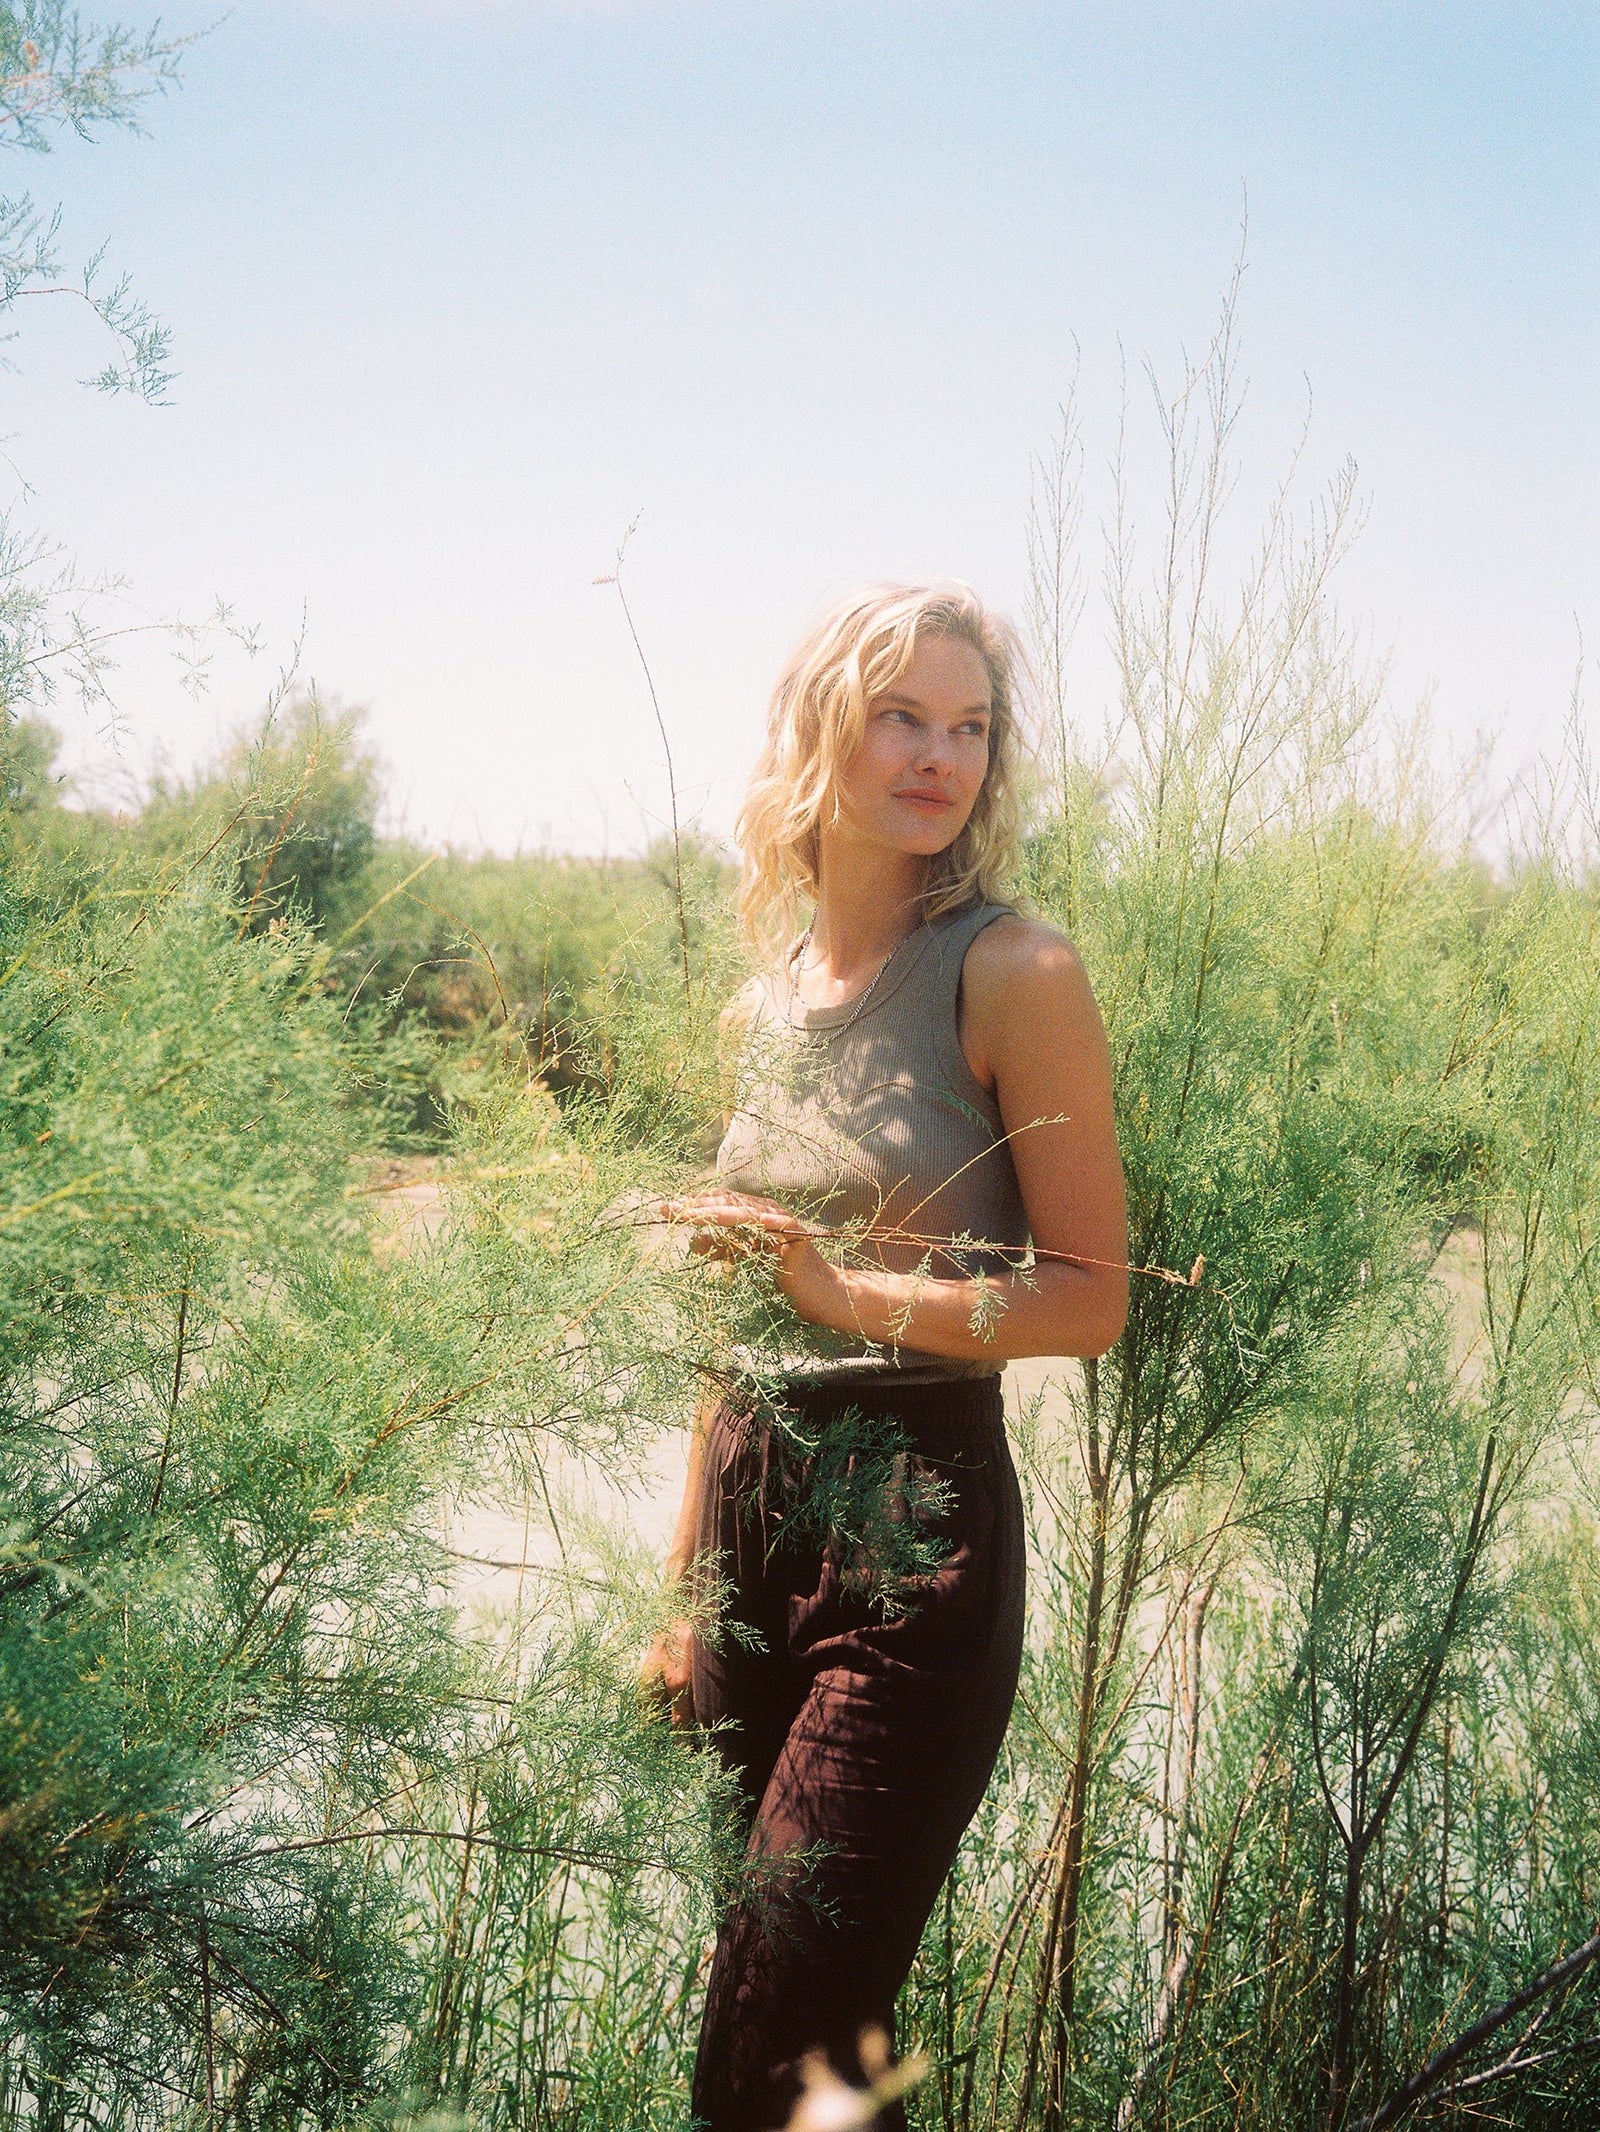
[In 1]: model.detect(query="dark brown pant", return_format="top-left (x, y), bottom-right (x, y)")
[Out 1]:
top-left (689, 1374), bottom-right (1026, 2132)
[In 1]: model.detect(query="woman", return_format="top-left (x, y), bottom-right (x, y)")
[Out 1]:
top-left (648, 582), bottom-right (1128, 2131)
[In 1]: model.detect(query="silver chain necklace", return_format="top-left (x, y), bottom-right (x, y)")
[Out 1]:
top-left (787, 917), bottom-right (923, 1037)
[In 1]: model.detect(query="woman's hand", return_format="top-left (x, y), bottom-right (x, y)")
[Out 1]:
top-left (638, 1615), bottom-right (697, 1731)
top-left (660, 1190), bottom-right (848, 1330)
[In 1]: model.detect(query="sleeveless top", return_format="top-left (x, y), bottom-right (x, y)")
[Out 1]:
top-left (715, 899), bottom-right (1032, 1384)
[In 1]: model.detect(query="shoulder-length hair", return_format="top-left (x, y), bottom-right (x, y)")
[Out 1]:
top-left (736, 581), bottom-right (1031, 950)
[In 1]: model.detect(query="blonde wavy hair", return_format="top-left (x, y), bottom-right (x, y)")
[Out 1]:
top-left (736, 581), bottom-right (1031, 950)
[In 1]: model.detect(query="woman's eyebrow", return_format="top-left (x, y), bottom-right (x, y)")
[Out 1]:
top-left (876, 692), bottom-right (993, 718)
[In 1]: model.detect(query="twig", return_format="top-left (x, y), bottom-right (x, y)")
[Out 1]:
top-left (248, 1824), bottom-right (661, 1872)
top-left (236, 738), bottom-right (319, 937)
top-left (331, 849), bottom-right (439, 947)
top-left (1353, 1922), bottom-right (1600, 2131)
top-left (198, 1908), bottom-right (216, 2125)
top-left (596, 519), bottom-right (692, 1006)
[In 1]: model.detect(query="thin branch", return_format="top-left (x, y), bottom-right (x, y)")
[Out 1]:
top-left (1354, 1922), bottom-right (1600, 2131)
top-left (596, 519), bottom-right (692, 1006)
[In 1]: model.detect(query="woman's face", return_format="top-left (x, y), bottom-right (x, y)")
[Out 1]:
top-left (832, 631), bottom-right (994, 863)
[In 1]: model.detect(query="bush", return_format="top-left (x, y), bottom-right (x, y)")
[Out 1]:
top-left (0, 812), bottom-right (745, 2126)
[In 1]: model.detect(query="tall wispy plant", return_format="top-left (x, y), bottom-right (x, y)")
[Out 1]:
top-left (900, 276), bottom-right (1600, 2132)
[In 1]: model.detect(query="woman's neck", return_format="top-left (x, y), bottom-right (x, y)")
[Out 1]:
top-left (804, 844), bottom-right (927, 986)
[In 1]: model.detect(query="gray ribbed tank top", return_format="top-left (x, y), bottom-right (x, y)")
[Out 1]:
top-left (715, 899), bottom-right (1031, 1383)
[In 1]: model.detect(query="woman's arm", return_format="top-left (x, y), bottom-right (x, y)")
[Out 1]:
top-left (668, 920), bottom-right (1129, 1363)
top-left (638, 1397), bottom-right (711, 1727)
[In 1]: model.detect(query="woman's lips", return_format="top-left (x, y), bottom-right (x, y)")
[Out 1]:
top-left (894, 789), bottom-right (955, 812)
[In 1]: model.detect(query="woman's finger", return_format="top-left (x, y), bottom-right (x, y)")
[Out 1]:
top-left (672, 1206), bottom-right (779, 1237)
top-left (661, 1195), bottom-right (811, 1267)
top-left (663, 1191), bottom-right (790, 1225)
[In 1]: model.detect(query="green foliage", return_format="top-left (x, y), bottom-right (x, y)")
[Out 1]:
top-left (0, 807), bottom-right (758, 2125)
top-left (328, 832), bottom-right (728, 1073)
top-left (888, 324), bottom-right (1600, 2132)
top-left (0, 1), bottom-right (209, 770)
top-left (0, 3), bottom-right (189, 152)
top-left (24, 696), bottom-right (736, 1147)
top-left (132, 694), bottom-right (384, 936)
top-left (0, 712), bottom-right (58, 810)
top-left (0, 2), bottom-right (192, 405)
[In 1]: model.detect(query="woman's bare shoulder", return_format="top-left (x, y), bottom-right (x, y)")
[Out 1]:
top-left (961, 913), bottom-right (1102, 1081)
top-left (966, 911), bottom-right (1089, 994)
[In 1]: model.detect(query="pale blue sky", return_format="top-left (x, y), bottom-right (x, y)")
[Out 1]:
top-left (18, 0), bottom-right (1598, 850)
